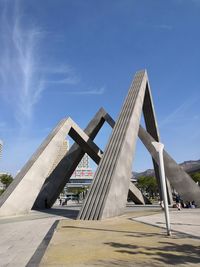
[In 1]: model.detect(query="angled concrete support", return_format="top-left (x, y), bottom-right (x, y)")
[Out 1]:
top-left (1, 69), bottom-right (196, 219)
top-left (128, 182), bottom-right (151, 205)
top-left (33, 108), bottom-right (115, 209)
top-left (33, 107), bottom-right (146, 210)
top-left (138, 125), bottom-right (200, 206)
top-left (78, 70), bottom-right (157, 220)
top-left (0, 110), bottom-right (114, 216)
top-left (143, 84), bottom-right (162, 196)
top-left (0, 119), bottom-right (72, 216)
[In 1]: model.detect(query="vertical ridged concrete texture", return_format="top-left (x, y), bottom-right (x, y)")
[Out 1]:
top-left (138, 125), bottom-right (200, 206)
top-left (33, 108), bottom-right (115, 209)
top-left (0, 119), bottom-right (72, 216)
top-left (78, 70), bottom-right (150, 220)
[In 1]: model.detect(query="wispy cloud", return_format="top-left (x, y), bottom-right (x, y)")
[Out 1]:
top-left (160, 95), bottom-right (199, 127)
top-left (45, 76), bottom-right (79, 85)
top-left (65, 87), bottom-right (105, 95)
top-left (0, 0), bottom-right (104, 129)
top-left (41, 64), bottom-right (80, 85)
top-left (46, 86), bottom-right (105, 95)
top-left (0, 0), bottom-right (44, 125)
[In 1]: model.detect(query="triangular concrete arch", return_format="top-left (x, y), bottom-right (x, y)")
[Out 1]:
top-left (78, 70), bottom-right (161, 220)
top-left (1, 70), bottom-right (199, 218)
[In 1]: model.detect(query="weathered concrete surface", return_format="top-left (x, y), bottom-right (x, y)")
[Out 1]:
top-left (0, 113), bottom-right (109, 216)
top-left (0, 119), bottom-right (72, 216)
top-left (128, 182), bottom-right (151, 204)
top-left (134, 208), bottom-right (200, 238)
top-left (40, 209), bottom-right (200, 267)
top-left (78, 70), bottom-right (157, 220)
top-left (142, 79), bottom-right (162, 196)
top-left (33, 107), bottom-right (146, 209)
top-left (139, 125), bottom-right (200, 206)
top-left (0, 208), bottom-right (69, 267)
top-left (33, 108), bottom-right (115, 209)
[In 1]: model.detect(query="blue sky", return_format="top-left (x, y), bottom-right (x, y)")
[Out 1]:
top-left (0, 0), bottom-right (200, 176)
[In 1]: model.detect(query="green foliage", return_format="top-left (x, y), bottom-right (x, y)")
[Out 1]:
top-left (67, 187), bottom-right (87, 195)
top-left (0, 189), bottom-right (5, 196)
top-left (0, 174), bottom-right (13, 188)
top-left (190, 172), bottom-right (200, 184)
top-left (136, 176), bottom-right (158, 197)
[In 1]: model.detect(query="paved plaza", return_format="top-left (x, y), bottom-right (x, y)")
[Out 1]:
top-left (134, 208), bottom-right (200, 238)
top-left (0, 205), bottom-right (200, 267)
top-left (0, 205), bottom-right (79, 267)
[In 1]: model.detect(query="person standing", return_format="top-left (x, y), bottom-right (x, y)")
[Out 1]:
top-left (175, 194), bottom-right (181, 211)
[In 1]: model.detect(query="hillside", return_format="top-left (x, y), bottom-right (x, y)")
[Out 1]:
top-left (132, 159), bottom-right (200, 179)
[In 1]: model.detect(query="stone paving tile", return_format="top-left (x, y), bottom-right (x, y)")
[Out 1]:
top-left (134, 209), bottom-right (200, 238)
top-left (1, 207), bottom-right (200, 267)
top-left (0, 209), bottom-right (67, 267)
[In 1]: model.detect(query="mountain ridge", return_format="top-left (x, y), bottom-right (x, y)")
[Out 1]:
top-left (132, 159), bottom-right (200, 179)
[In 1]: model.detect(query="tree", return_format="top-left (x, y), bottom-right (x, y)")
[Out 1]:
top-left (190, 172), bottom-right (200, 184)
top-left (0, 174), bottom-right (13, 189)
top-left (136, 175), bottom-right (159, 198)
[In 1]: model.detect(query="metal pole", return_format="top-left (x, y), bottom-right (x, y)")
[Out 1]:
top-left (152, 141), bottom-right (171, 236)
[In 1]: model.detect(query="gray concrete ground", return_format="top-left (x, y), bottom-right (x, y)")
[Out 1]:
top-left (0, 204), bottom-right (79, 267)
top-left (134, 208), bottom-right (200, 238)
top-left (40, 206), bottom-right (200, 267)
top-left (0, 204), bottom-right (200, 267)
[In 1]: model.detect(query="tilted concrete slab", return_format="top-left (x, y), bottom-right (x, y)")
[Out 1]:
top-left (142, 84), bottom-right (173, 204)
top-left (0, 119), bottom-right (72, 216)
top-left (2, 68), bottom-right (195, 219)
top-left (33, 108), bottom-right (115, 209)
top-left (0, 111), bottom-right (113, 216)
top-left (33, 107), bottom-right (146, 209)
top-left (128, 182), bottom-right (151, 205)
top-left (78, 70), bottom-right (157, 220)
top-left (138, 125), bottom-right (200, 206)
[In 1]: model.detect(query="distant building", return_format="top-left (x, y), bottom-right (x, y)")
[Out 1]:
top-left (66, 153), bottom-right (94, 190)
top-left (77, 154), bottom-right (90, 168)
top-left (47, 139), bottom-right (69, 176)
top-left (48, 139), bottom-right (94, 193)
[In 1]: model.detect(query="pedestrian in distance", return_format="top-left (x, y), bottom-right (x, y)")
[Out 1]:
top-left (175, 194), bottom-right (181, 211)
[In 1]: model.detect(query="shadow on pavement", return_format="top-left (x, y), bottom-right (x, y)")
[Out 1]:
top-left (37, 207), bottom-right (79, 219)
top-left (104, 241), bottom-right (200, 266)
top-left (62, 225), bottom-right (165, 237)
top-left (26, 220), bottom-right (59, 267)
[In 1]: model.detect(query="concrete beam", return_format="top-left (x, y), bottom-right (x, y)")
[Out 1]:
top-left (33, 108), bottom-right (114, 209)
top-left (128, 182), bottom-right (151, 205)
top-left (0, 118), bottom-right (72, 216)
top-left (78, 70), bottom-right (151, 220)
top-left (68, 120), bottom-right (103, 164)
top-left (0, 109), bottom-right (114, 216)
top-left (138, 125), bottom-right (200, 206)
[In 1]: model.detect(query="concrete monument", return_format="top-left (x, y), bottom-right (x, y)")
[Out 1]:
top-left (1, 69), bottom-right (199, 218)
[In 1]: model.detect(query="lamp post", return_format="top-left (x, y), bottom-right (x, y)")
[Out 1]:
top-left (152, 141), bottom-right (171, 236)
